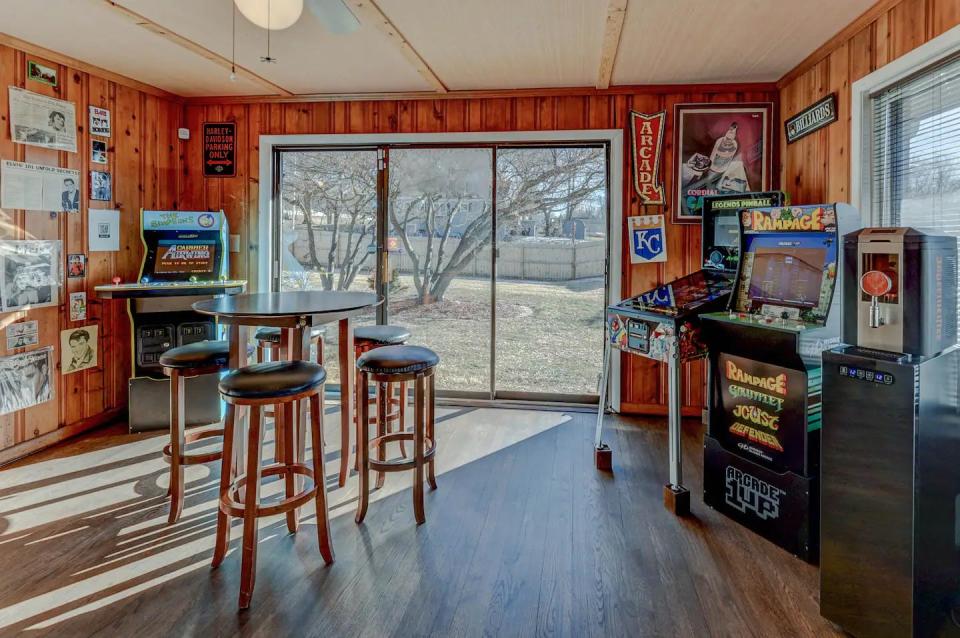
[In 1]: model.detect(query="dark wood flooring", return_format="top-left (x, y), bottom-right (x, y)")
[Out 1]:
top-left (0, 407), bottom-right (840, 637)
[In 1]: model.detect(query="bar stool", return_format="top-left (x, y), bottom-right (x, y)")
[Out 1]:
top-left (355, 344), bottom-right (439, 526)
top-left (254, 326), bottom-right (326, 364)
top-left (212, 360), bottom-right (334, 609)
top-left (352, 325), bottom-right (410, 474)
top-left (159, 340), bottom-right (232, 524)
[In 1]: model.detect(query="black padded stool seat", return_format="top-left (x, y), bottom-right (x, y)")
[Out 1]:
top-left (354, 325), bottom-right (410, 346)
top-left (255, 326), bottom-right (326, 344)
top-left (160, 340), bottom-right (231, 370)
top-left (357, 344), bottom-right (439, 376)
top-left (219, 360), bottom-right (327, 400)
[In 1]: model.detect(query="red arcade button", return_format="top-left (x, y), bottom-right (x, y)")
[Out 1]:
top-left (860, 270), bottom-right (893, 297)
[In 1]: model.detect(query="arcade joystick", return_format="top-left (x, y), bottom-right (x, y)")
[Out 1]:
top-left (111, 276), bottom-right (121, 285)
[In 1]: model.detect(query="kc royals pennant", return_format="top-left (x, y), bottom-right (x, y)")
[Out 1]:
top-left (630, 110), bottom-right (666, 205)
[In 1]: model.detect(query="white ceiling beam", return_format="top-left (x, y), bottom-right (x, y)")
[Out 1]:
top-left (100, 0), bottom-right (294, 96)
top-left (344, 0), bottom-right (448, 93)
top-left (597, 0), bottom-right (627, 90)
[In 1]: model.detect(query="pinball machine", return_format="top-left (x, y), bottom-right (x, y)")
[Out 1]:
top-left (95, 210), bottom-right (246, 432)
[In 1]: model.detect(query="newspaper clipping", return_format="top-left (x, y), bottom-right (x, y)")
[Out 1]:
top-left (0, 346), bottom-right (54, 415)
top-left (9, 87), bottom-right (77, 153)
top-left (6, 320), bottom-right (39, 350)
top-left (0, 240), bottom-right (61, 312)
top-left (1, 160), bottom-right (81, 212)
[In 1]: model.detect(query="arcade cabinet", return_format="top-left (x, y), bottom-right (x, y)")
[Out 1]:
top-left (95, 210), bottom-right (246, 432)
top-left (596, 191), bottom-right (784, 514)
top-left (821, 228), bottom-right (960, 638)
top-left (700, 203), bottom-right (859, 561)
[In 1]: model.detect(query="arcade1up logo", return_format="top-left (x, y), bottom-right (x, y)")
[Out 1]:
top-left (724, 466), bottom-right (785, 521)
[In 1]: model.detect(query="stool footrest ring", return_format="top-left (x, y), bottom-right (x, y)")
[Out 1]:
top-left (221, 462), bottom-right (316, 519)
top-left (368, 433), bottom-right (435, 472)
top-left (162, 428), bottom-right (225, 465)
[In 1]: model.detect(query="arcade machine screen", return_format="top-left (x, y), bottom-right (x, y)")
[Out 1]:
top-left (153, 240), bottom-right (218, 276)
top-left (702, 191), bottom-right (785, 272)
top-left (734, 232), bottom-right (837, 324)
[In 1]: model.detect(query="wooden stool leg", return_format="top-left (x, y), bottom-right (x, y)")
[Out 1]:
top-left (212, 403), bottom-right (237, 568)
top-left (338, 363), bottom-right (350, 488)
top-left (375, 381), bottom-right (387, 490)
top-left (310, 392), bottom-right (335, 564)
top-left (167, 371), bottom-right (185, 524)
top-left (413, 375), bottom-right (426, 525)
top-left (239, 406), bottom-right (264, 610)
top-left (355, 371), bottom-right (371, 524)
top-left (353, 363), bottom-right (362, 473)
top-left (281, 402), bottom-right (299, 533)
top-left (427, 374), bottom-right (437, 490)
top-left (398, 381), bottom-right (407, 458)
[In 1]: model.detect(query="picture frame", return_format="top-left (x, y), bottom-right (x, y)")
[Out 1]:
top-left (672, 102), bottom-right (773, 223)
top-left (26, 60), bottom-right (57, 87)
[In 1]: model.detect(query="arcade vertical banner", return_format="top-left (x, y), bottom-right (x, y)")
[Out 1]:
top-left (629, 111), bottom-right (666, 205)
top-left (202, 123), bottom-right (236, 177)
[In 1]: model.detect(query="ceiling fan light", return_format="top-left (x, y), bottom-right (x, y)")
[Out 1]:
top-left (306, 0), bottom-right (360, 34)
top-left (234, 0), bottom-right (304, 30)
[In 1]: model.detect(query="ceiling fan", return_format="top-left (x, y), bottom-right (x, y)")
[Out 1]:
top-left (233, 0), bottom-right (360, 34)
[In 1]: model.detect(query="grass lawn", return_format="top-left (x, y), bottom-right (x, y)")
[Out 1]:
top-left (295, 273), bottom-right (605, 397)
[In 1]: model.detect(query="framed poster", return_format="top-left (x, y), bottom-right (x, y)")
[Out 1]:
top-left (203, 123), bottom-right (236, 177)
top-left (673, 102), bottom-right (772, 223)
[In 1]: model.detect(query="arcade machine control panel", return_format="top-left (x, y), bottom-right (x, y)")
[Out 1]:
top-left (596, 191), bottom-right (784, 515)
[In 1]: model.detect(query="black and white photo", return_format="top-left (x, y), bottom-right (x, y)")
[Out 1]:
top-left (90, 170), bottom-right (111, 201)
top-left (61, 176), bottom-right (79, 211)
top-left (0, 346), bottom-right (53, 415)
top-left (9, 87), bottom-right (77, 153)
top-left (91, 139), bottom-right (107, 164)
top-left (5, 320), bottom-right (39, 350)
top-left (0, 240), bottom-right (61, 312)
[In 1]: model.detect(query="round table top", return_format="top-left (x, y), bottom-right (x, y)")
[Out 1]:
top-left (193, 291), bottom-right (381, 324)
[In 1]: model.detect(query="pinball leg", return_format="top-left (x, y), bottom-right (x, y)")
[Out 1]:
top-left (594, 340), bottom-right (612, 472)
top-left (664, 340), bottom-right (690, 516)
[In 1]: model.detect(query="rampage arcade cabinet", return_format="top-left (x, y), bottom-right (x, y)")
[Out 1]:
top-left (597, 191), bottom-right (783, 514)
top-left (701, 203), bottom-right (858, 561)
top-left (821, 229), bottom-right (959, 638)
top-left (95, 210), bottom-right (246, 432)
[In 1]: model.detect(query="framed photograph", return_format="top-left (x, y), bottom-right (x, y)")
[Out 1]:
top-left (27, 60), bottom-right (57, 87)
top-left (67, 253), bottom-right (86, 278)
top-left (91, 139), bottom-right (107, 164)
top-left (61, 325), bottom-right (97, 374)
top-left (673, 102), bottom-right (773, 223)
top-left (0, 346), bottom-right (54, 415)
top-left (90, 170), bottom-right (111, 201)
top-left (0, 240), bottom-right (61, 313)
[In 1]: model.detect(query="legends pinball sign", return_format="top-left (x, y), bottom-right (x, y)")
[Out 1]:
top-left (202, 122), bottom-right (236, 177)
top-left (715, 353), bottom-right (809, 474)
top-left (630, 111), bottom-right (666, 205)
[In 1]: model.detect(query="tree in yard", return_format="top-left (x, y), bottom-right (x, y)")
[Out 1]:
top-left (280, 150), bottom-right (377, 291)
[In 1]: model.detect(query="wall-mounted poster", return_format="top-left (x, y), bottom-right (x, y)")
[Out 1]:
top-left (61, 325), bottom-right (97, 374)
top-left (91, 139), bottom-right (107, 164)
top-left (203, 123), bottom-right (236, 177)
top-left (9, 86), bottom-right (77, 153)
top-left (0, 346), bottom-right (53, 415)
top-left (1, 160), bottom-right (80, 212)
top-left (88, 209), bottom-right (120, 251)
top-left (69, 291), bottom-right (87, 321)
top-left (629, 111), bottom-right (666, 205)
top-left (67, 253), bottom-right (86, 278)
top-left (26, 61), bottom-right (57, 87)
top-left (89, 106), bottom-right (110, 138)
top-left (6, 320), bottom-right (39, 349)
top-left (0, 240), bottom-right (61, 313)
top-left (90, 170), bottom-right (111, 201)
top-left (627, 215), bottom-right (667, 264)
top-left (673, 103), bottom-right (772, 223)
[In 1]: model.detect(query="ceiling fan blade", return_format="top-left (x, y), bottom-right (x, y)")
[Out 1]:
top-left (306, 0), bottom-right (360, 34)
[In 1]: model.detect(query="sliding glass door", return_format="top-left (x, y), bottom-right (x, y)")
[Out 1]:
top-left (273, 141), bottom-right (608, 403)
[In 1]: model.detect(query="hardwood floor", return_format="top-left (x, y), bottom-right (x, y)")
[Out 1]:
top-left (0, 406), bottom-right (840, 637)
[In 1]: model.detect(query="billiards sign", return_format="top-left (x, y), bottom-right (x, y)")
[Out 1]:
top-left (202, 122), bottom-right (236, 177)
top-left (627, 214), bottom-right (667, 264)
top-left (785, 94), bottom-right (837, 144)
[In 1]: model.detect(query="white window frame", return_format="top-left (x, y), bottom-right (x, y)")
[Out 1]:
top-left (258, 129), bottom-right (624, 411)
top-left (852, 24), bottom-right (960, 222)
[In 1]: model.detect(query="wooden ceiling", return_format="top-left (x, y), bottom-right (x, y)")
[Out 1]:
top-left (0, 0), bottom-right (877, 98)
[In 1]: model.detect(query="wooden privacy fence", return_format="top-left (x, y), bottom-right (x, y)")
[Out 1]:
top-left (292, 229), bottom-right (606, 281)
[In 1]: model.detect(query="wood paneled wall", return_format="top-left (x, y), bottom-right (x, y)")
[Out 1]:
top-left (180, 85), bottom-right (779, 415)
top-left (0, 41), bottom-right (181, 462)
top-left (779, 0), bottom-right (960, 203)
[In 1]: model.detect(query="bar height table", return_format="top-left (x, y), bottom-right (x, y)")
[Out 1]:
top-left (193, 291), bottom-right (382, 488)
